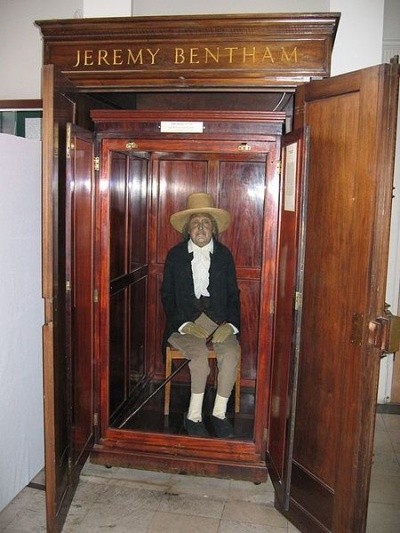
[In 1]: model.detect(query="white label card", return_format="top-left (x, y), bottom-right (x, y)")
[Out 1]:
top-left (284, 142), bottom-right (297, 212)
top-left (160, 121), bottom-right (204, 133)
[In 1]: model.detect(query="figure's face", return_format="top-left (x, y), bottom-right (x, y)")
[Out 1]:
top-left (189, 214), bottom-right (213, 247)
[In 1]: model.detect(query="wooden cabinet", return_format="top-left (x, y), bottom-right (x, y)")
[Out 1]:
top-left (37, 14), bottom-right (399, 533)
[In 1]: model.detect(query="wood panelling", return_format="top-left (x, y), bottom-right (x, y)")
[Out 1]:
top-left (69, 132), bottom-right (95, 458)
top-left (110, 152), bottom-right (128, 280)
top-left (109, 289), bottom-right (127, 415)
top-left (288, 64), bottom-right (400, 532)
top-left (153, 154), bottom-right (209, 264)
top-left (128, 157), bottom-right (148, 268)
top-left (290, 461), bottom-right (334, 531)
top-left (36, 13), bottom-right (339, 90)
top-left (218, 157), bottom-right (267, 268)
top-left (293, 93), bottom-right (361, 484)
top-left (129, 278), bottom-right (147, 382)
top-left (237, 279), bottom-right (261, 383)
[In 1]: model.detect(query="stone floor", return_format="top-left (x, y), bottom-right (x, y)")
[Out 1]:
top-left (0, 413), bottom-right (399, 532)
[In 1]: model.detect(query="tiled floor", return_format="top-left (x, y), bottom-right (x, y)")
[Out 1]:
top-left (365, 412), bottom-right (400, 533)
top-left (0, 413), bottom-right (399, 532)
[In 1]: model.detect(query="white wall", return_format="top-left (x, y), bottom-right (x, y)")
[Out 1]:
top-left (0, 134), bottom-right (43, 511)
top-left (0, 0), bottom-right (83, 100)
top-left (131, 0), bottom-right (329, 16)
top-left (330, 0), bottom-right (384, 75)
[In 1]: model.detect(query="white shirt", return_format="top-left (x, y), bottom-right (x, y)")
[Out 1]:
top-left (179, 239), bottom-right (238, 335)
top-left (188, 238), bottom-right (214, 298)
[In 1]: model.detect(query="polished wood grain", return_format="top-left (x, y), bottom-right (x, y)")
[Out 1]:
top-left (109, 151), bottom-right (128, 280)
top-left (68, 130), bottom-right (95, 459)
top-left (285, 64), bottom-right (400, 533)
top-left (36, 13), bottom-right (339, 90)
top-left (267, 129), bottom-right (306, 494)
top-left (42, 66), bottom-right (77, 533)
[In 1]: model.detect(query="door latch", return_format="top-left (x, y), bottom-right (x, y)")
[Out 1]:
top-left (369, 304), bottom-right (400, 354)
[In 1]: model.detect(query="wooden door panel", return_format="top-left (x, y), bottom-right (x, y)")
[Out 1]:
top-left (294, 92), bottom-right (362, 481)
top-left (69, 129), bottom-right (95, 461)
top-left (154, 155), bottom-right (209, 263)
top-left (237, 279), bottom-right (261, 383)
top-left (267, 129), bottom-right (308, 509)
top-left (129, 157), bottom-right (149, 268)
top-left (43, 64), bottom-right (99, 531)
top-left (284, 64), bottom-right (399, 532)
top-left (109, 289), bottom-right (127, 415)
top-left (42, 65), bottom-right (76, 533)
top-left (129, 277), bottom-right (147, 381)
top-left (110, 152), bottom-right (129, 280)
top-left (218, 158), bottom-right (267, 269)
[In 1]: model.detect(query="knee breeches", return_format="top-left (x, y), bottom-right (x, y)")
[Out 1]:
top-left (167, 332), bottom-right (240, 397)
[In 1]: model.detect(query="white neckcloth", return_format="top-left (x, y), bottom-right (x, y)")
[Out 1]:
top-left (188, 239), bottom-right (213, 298)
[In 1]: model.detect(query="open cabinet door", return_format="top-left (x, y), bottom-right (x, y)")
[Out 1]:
top-left (267, 128), bottom-right (309, 510)
top-left (42, 65), bottom-right (96, 533)
top-left (277, 63), bottom-right (399, 532)
top-left (65, 124), bottom-right (96, 466)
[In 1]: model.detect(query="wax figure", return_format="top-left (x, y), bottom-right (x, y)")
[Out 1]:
top-left (161, 193), bottom-right (241, 438)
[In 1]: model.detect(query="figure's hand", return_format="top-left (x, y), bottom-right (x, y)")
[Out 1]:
top-left (212, 323), bottom-right (234, 343)
top-left (181, 322), bottom-right (208, 339)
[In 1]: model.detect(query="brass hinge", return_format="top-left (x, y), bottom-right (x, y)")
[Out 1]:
top-left (126, 141), bottom-right (138, 150)
top-left (93, 288), bottom-right (99, 303)
top-left (263, 427), bottom-right (269, 444)
top-left (94, 156), bottom-right (100, 172)
top-left (94, 413), bottom-right (99, 426)
top-left (294, 291), bottom-right (302, 311)
top-left (66, 280), bottom-right (72, 292)
top-left (270, 299), bottom-right (275, 315)
top-left (276, 160), bottom-right (282, 176)
top-left (66, 123), bottom-right (72, 159)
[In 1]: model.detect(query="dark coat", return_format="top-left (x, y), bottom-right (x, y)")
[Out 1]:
top-left (160, 239), bottom-right (240, 343)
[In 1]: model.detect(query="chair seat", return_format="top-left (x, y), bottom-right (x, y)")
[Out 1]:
top-left (164, 346), bottom-right (241, 416)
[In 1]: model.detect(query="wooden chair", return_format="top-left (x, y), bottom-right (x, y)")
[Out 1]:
top-left (164, 346), bottom-right (241, 416)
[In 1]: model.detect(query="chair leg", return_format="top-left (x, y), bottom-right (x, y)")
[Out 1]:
top-left (234, 357), bottom-right (241, 413)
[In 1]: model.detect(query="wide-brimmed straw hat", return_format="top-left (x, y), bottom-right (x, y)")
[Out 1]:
top-left (170, 192), bottom-right (231, 233)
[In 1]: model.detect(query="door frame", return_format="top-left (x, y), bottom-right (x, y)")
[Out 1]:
top-left (92, 114), bottom-right (283, 465)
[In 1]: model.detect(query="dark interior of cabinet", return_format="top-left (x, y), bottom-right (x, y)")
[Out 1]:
top-left (80, 90), bottom-right (293, 442)
top-left (91, 91), bottom-right (294, 114)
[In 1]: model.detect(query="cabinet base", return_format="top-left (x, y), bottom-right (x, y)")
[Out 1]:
top-left (90, 444), bottom-right (268, 483)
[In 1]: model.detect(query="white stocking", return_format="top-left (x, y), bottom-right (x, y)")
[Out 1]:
top-left (187, 393), bottom-right (204, 422)
top-left (212, 394), bottom-right (229, 420)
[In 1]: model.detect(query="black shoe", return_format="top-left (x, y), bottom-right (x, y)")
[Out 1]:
top-left (211, 415), bottom-right (234, 438)
top-left (184, 414), bottom-right (210, 437)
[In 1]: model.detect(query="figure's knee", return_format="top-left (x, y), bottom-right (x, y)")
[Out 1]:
top-left (189, 352), bottom-right (210, 374)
